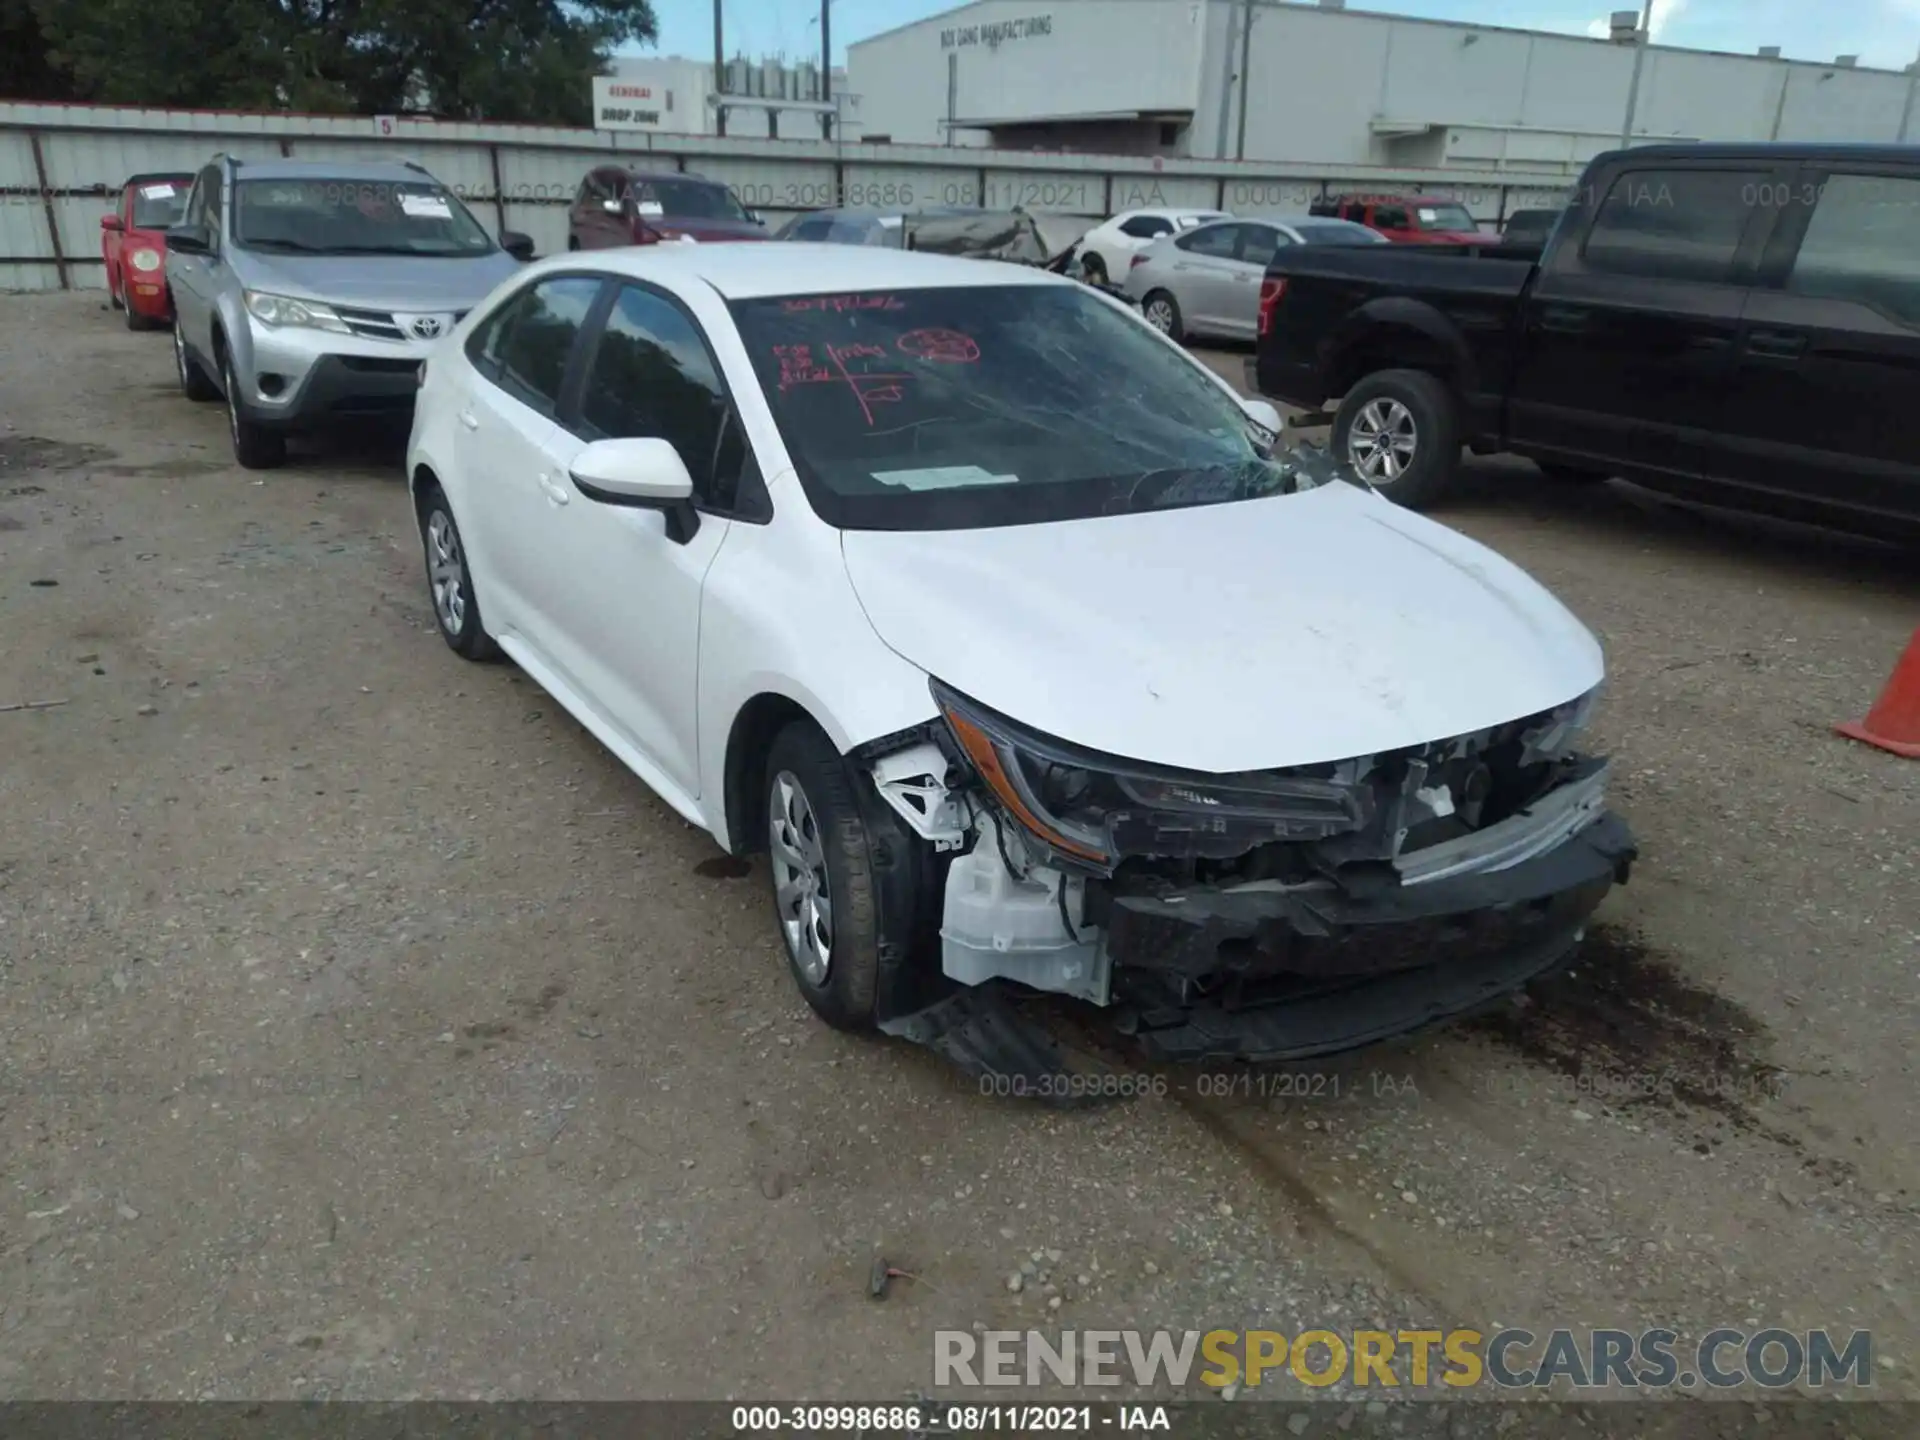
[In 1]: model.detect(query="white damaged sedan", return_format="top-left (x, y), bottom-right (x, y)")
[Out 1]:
top-left (407, 244), bottom-right (1635, 1072)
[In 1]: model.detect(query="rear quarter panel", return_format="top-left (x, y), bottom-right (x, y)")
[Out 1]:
top-left (1258, 246), bottom-right (1536, 433)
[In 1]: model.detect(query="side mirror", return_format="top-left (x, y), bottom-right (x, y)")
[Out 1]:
top-left (102, 215), bottom-right (124, 232)
top-left (1240, 397), bottom-right (1285, 443)
top-left (163, 225), bottom-right (209, 256)
top-left (500, 230), bottom-right (535, 262)
top-left (569, 437), bottom-right (700, 543)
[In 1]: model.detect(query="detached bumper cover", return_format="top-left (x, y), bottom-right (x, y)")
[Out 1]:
top-left (1105, 809), bottom-right (1636, 1064)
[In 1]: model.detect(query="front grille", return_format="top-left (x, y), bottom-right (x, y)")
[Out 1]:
top-left (337, 356), bottom-right (420, 374)
top-left (334, 305), bottom-right (402, 341)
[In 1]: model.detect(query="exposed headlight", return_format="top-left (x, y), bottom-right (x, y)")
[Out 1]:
top-left (932, 680), bottom-right (1364, 871)
top-left (128, 248), bottom-right (163, 273)
top-left (244, 290), bottom-right (350, 333)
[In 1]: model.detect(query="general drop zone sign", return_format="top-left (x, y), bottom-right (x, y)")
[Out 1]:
top-left (592, 77), bottom-right (665, 130)
top-left (941, 14), bottom-right (1054, 49)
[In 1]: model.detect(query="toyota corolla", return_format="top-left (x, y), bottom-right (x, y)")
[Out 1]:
top-left (405, 245), bottom-right (1636, 1076)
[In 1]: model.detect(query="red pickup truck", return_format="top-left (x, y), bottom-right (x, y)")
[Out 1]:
top-left (1310, 194), bottom-right (1485, 245)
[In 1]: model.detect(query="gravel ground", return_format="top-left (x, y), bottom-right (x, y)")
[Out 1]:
top-left (1, 294), bottom-right (1915, 1429)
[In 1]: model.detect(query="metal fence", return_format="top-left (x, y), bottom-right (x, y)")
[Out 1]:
top-left (0, 100), bottom-right (1578, 292)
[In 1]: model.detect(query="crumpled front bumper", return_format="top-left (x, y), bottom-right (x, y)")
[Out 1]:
top-left (1101, 807), bottom-right (1636, 1065)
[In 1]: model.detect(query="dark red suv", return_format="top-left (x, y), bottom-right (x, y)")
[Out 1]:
top-left (566, 167), bottom-right (770, 249)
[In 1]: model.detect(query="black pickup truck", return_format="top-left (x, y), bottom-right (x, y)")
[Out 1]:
top-left (1252, 143), bottom-right (1920, 540)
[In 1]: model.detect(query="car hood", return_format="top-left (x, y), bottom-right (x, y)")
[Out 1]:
top-left (229, 250), bottom-right (524, 311)
top-left (839, 482), bottom-right (1604, 774)
top-left (653, 218), bottom-right (770, 242)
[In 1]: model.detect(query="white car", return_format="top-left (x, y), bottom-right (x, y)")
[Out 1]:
top-left (406, 245), bottom-right (1636, 1072)
top-left (1071, 207), bottom-right (1230, 288)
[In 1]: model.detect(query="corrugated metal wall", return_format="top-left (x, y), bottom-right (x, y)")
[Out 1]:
top-left (1, 101), bottom-right (1571, 292)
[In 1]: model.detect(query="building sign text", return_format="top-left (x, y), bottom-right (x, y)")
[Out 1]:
top-left (941, 15), bottom-right (1053, 50)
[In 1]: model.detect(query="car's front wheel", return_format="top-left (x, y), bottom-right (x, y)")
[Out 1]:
top-left (419, 487), bottom-right (502, 662)
top-left (1332, 368), bottom-right (1460, 509)
top-left (173, 319), bottom-right (219, 401)
top-left (763, 719), bottom-right (941, 1032)
top-left (221, 349), bottom-right (286, 470)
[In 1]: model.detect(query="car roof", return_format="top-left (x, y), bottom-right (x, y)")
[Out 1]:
top-left (223, 158), bottom-right (439, 184)
top-left (125, 171), bottom-right (193, 186)
top-left (523, 243), bottom-right (1068, 300)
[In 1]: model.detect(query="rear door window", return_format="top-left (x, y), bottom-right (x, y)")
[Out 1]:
top-left (1785, 173), bottom-right (1920, 328)
top-left (1120, 215), bottom-right (1174, 240)
top-left (1581, 168), bottom-right (1765, 284)
top-left (472, 276), bottom-right (604, 417)
top-left (1176, 223), bottom-right (1240, 258)
top-left (1237, 224), bottom-right (1289, 267)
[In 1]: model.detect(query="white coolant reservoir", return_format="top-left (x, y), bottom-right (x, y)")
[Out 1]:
top-left (940, 814), bottom-right (1109, 1005)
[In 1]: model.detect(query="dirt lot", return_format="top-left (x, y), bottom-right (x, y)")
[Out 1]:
top-left (1, 291), bottom-right (1915, 1425)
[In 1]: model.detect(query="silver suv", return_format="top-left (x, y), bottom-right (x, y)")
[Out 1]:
top-left (164, 155), bottom-right (533, 469)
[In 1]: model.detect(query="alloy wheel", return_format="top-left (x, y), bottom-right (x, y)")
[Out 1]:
top-left (224, 355), bottom-right (243, 451)
top-left (426, 510), bottom-right (467, 636)
top-left (768, 770), bottom-right (833, 986)
top-left (1145, 297), bottom-right (1175, 333)
top-left (1347, 397), bottom-right (1418, 484)
top-left (174, 323), bottom-right (190, 388)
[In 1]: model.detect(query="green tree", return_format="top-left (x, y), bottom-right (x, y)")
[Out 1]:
top-left (0, 0), bottom-right (77, 100)
top-left (30, 0), bottom-right (656, 123)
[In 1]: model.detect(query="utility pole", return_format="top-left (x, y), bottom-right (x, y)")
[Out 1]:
top-left (1212, 0), bottom-right (1240, 160)
top-left (1618, 0), bottom-right (1654, 148)
top-left (820, 0), bottom-right (833, 140)
top-left (1234, 0), bottom-right (1255, 159)
top-left (712, 0), bottom-right (726, 137)
top-left (1900, 50), bottom-right (1920, 142)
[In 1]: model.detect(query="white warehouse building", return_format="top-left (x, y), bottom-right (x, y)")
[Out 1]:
top-left (845, 0), bottom-right (1920, 173)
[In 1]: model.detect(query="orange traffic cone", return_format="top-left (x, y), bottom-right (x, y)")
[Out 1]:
top-left (1836, 626), bottom-right (1920, 759)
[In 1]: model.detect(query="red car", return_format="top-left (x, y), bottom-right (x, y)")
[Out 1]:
top-left (566, 166), bottom-right (770, 249)
top-left (1310, 194), bottom-right (1485, 245)
top-left (102, 172), bottom-right (192, 330)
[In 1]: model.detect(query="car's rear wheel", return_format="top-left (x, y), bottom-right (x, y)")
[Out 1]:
top-left (419, 488), bottom-right (503, 662)
top-left (107, 270), bottom-right (123, 309)
top-left (173, 318), bottom-right (219, 401)
top-left (1333, 369), bottom-right (1460, 509)
top-left (1142, 290), bottom-right (1184, 343)
top-left (763, 720), bottom-right (934, 1032)
top-left (221, 348), bottom-right (286, 470)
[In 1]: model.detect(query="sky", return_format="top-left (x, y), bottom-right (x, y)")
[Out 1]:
top-left (627, 0), bottom-right (1920, 73)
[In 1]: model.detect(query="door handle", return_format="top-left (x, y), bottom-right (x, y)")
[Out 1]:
top-left (1745, 329), bottom-right (1807, 361)
top-left (537, 472), bottom-right (570, 506)
top-left (458, 409), bottom-right (480, 431)
top-left (1537, 305), bottom-right (1587, 334)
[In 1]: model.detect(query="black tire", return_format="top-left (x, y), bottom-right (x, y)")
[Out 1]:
top-left (125, 298), bottom-right (155, 332)
top-left (417, 486), bottom-right (502, 662)
top-left (173, 318), bottom-right (219, 402)
top-left (108, 272), bottom-right (124, 310)
top-left (1080, 253), bottom-right (1108, 286)
top-left (1332, 368), bottom-right (1461, 509)
top-left (1537, 460), bottom-right (1610, 484)
top-left (566, 234), bottom-right (580, 251)
top-left (221, 347), bottom-right (286, 470)
top-left (763, 719), bottom-right (939, 1032)
top-left (1142, 289), bottom-right (1184, 344)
